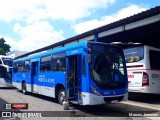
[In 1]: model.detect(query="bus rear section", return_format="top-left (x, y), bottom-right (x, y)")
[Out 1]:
top-left (127, 63), bottom-right (150, 93)
top-left (124, 45), bottom-right (160, 94)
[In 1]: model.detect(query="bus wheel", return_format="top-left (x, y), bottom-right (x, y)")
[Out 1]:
top-left (22, 83), bottom-right (27, 94)
top-left (58, 89), bottom-right (65, 105)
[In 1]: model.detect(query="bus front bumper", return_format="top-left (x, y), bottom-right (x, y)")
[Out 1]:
top-left (81, 92), bottom-right (128, 105)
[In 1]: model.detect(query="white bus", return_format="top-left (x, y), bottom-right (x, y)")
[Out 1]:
top-left (124, 45), bottom-right (160, 94)
top-left (0, 55), bottom-right (13, 87)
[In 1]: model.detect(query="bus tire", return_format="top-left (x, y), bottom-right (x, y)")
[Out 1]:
top-left (58, 89), bottom-right (65, 105)
top-left (22, 82), bottom-right (27, 94)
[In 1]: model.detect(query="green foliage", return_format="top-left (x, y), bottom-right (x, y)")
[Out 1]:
top-left (0, 48), bottom-right (5, 55)
top-left (0, 38), bottom-right (11, 55)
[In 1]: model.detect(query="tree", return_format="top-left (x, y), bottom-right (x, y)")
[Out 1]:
top-left (0, 48), bottom-right (5, 55)
top-left (0, 38), bottom-right (11, 55)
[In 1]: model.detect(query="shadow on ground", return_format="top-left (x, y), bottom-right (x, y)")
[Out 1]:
top-left (129, 92), bottom-right (160, 104)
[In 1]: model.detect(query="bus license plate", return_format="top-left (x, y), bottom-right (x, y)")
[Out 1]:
top-left (111, 100), bottom-right (118, 103)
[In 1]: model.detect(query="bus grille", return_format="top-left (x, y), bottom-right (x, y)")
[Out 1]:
top-left (103, 96), bottom-right (124, 103)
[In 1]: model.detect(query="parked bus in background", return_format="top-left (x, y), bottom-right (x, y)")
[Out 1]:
top-left (12, 41), bottom-right (128, 105)
top-left (124, 45), bottom-right (160, 94)
top-left (0, 55), bottom-right (13, 87)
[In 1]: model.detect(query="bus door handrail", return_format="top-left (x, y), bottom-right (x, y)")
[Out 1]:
top-left (67, 72), bottom-right (75, 83)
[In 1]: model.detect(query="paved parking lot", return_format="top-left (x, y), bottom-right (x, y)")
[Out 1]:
top-left (0, 88), bottom-right (160, 120)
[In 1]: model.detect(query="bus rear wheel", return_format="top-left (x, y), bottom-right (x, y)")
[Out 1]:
top-left (22, 82), bottom-right (27, 94)
top-left (58, 89), bottom-right (65, 105)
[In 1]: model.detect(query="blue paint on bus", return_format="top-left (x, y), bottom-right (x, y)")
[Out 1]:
top-left (12, 41), bottom-right (128, 105)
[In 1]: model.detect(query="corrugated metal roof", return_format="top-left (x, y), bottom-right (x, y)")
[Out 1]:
top-left (16, 6), bottom-right (160, 59)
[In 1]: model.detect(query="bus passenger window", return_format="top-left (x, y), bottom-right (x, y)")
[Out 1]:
top-left (149, 50), bottom-right (160, 69)
top-left (24, 60), bottom-right (30, 72)
top-left (59, 59), bottom-right (66, 71)
top-left (52, 59), bottom-right (66, 71)
top-left (17, 62), bottom-right (24, 72)
top-left (40, 56), bottom-right (51, 72)
top-left (52, 53), bottom-right (66, 71)
top-left (56, 60), bottom-right (60, 71)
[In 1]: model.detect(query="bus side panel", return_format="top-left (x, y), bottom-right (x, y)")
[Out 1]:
top-left (25, 73), bottom-right (32, 92)
top-left (36, 72), bottom-right (66, 98)
top-left (12, 72), bottom-right (31, 90)
top-left (12, 73), bottom-right (22, 90)
top-left (147, 47), bottom-right (160, 94)
top-left (128, 71), bottom-right (145, 93)
top-left (81, 75), bottom-right (89, 105)
top-left (127, 69), bottom-right (160, 93)
top-left (128, 71), bottom-right (143, 87)
top-left (148, 70), bottom-right (160, 94)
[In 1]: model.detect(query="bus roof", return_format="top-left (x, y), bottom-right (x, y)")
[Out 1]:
top-left (0, 55), bottom-right (12, 59)
top-left (14, 41), bottom-right (88, 62)
top-left (123, 44), bottom-right (160, 50)
top-left (14, 41), bottom-right (120, 62)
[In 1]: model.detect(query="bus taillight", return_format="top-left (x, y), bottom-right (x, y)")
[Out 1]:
top-left (142, 72), bottom-right (149, 87)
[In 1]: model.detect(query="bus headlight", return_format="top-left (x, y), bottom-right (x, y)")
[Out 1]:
top-left (90, 85), bottom-right (101, 96)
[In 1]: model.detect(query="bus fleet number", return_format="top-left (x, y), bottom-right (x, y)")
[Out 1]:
top-left (151, 74), bottom-right (160, 78)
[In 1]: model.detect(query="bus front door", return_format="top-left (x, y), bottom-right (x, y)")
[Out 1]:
top-left (66, 55), bottom-right (82, 103)
top-left (31, 62), bottom-right (38, 92)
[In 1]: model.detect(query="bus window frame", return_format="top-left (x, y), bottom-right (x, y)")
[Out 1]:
top-left (17, 61), bottom-right (25, 73)
top-left (40, 55), bottom-right (52, 72)
top-left (24, 60), bottom-right (31, 72)
top-left (52, 52), bottom-right (66, 72)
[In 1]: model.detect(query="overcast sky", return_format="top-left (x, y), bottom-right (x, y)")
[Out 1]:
top-left (0, 0), bottom-right (159, 52)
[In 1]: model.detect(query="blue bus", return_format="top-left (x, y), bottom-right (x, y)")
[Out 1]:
top-left (12, 41), bottom-right (128, 105)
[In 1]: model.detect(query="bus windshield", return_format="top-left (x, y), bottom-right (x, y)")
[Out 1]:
top-left (0, 66), bottom-right (6, 78)
top-left (2, 57), bottom-right (13, 67)
top-left (88, 43), bottom-right (126, 90)
top-left (0, 65), bottom-right (12, 80)
top-left (123, 46), bottom-right (144, 63)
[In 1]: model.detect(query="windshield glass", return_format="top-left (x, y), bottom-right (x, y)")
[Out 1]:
top-left (88, 43), bottom-right (127, 90)
top-left (0, 66), bottom-right (12, 80)
top-left (0, 66), bottom-right (6, 78)
top-left (2, 57), bottom-right (13, 67)
top-left (123, 46), bottom-right (144, 63)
